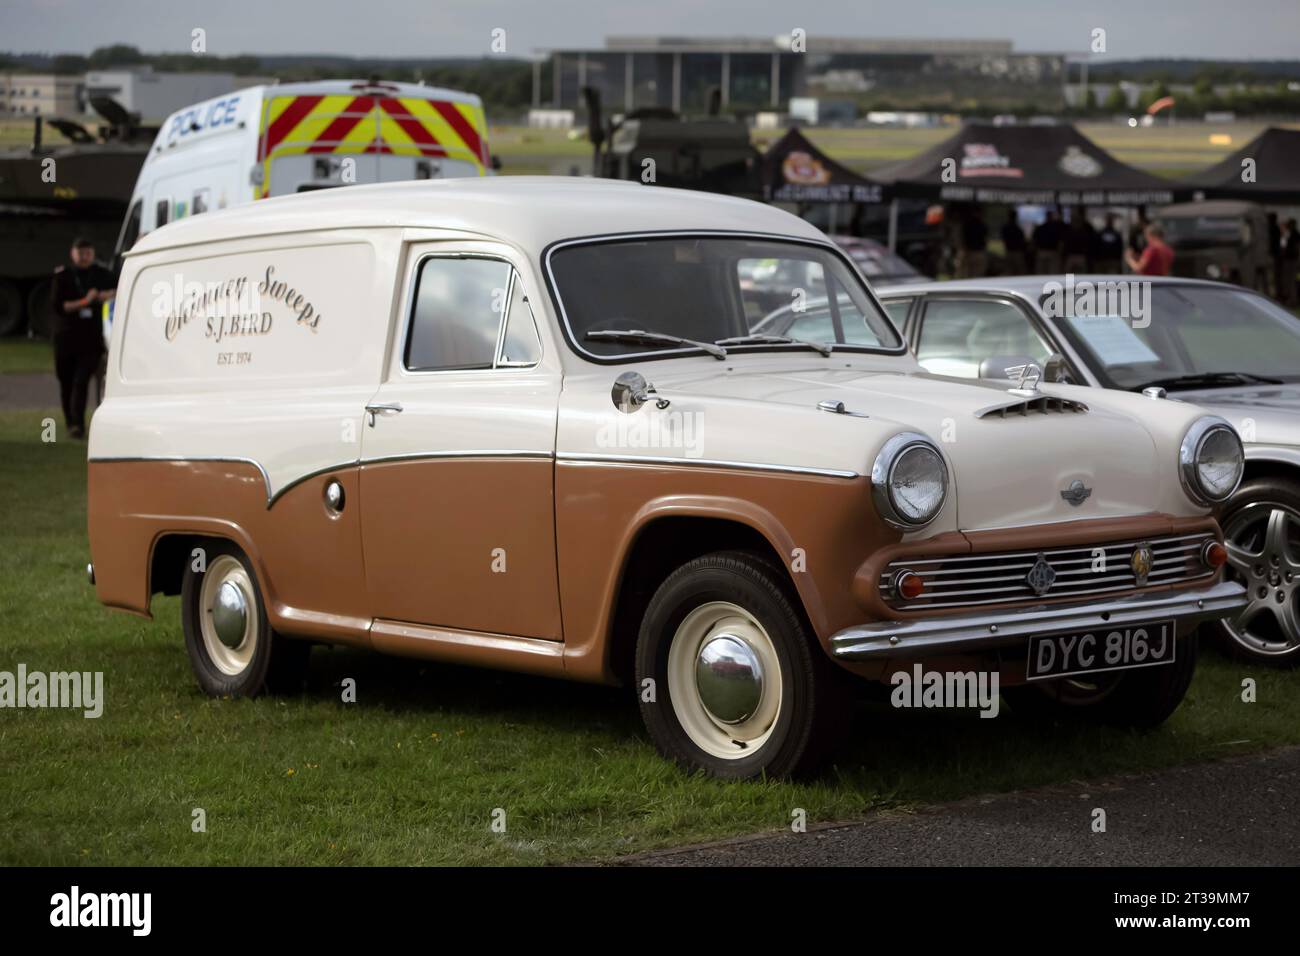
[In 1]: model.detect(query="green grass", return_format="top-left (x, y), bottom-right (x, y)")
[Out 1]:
top-left (2, 404), bottom-right (1299, 865)
top-left (0, 337), bottom-right (53, 375)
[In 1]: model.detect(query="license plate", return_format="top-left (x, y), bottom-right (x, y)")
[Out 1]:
top-left (1026, 621), bottom-right (1176, 681)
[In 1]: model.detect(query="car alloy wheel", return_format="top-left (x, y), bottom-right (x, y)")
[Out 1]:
top-left (1221, 500), bottom-right (1300, 659)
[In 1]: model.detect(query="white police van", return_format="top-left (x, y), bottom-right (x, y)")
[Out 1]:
top-left (114, 78), bottom-right (493, 257)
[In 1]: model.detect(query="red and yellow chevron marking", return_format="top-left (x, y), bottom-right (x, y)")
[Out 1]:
top-left (255, 94), bottom-right (489, 198)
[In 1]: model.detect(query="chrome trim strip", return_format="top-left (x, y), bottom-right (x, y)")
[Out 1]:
top-left (880, 532), bottom-right (1215, 609)
top-left (888, 533), bottom-right (1211, 568)
top-left (268, 461), bottom-right (360, 507)
top-left (91, 452), bottom-right (554, 510)
top-left (364, 450), bottom-right (553, 465)
top-left (556, 451), bottom-right (859, 479)
top-left (831, 579), bottom-right (1248, 661)
top-left (90, 455), bottom-right (274, 505)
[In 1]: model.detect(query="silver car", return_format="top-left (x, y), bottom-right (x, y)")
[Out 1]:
top-left (878, 275), bottom-right (1300, 665)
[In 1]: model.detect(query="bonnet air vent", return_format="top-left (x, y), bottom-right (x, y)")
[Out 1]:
top-left (975, 396), bottom-right (1090, 419)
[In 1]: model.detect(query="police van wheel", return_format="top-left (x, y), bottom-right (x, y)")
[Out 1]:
top-left (635, 550), bottom-right (849, 779)
top-left (1005, 632), bottom-right (1197, 728)
top-left (181, 540), bottom-right (310, 697)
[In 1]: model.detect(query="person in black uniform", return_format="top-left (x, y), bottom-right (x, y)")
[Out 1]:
top-left (49, 237), bottom-right (115, 439)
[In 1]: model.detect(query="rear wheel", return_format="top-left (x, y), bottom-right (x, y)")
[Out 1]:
top-left (1005, 632), bottom-right (1198, 728)
top-left (181, 541), bottom-right (311, 697)
top-left (635, 551), bottom-right (849, 779)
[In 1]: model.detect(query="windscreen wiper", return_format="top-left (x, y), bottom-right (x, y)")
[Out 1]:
top-left (714, 333), bottom-right (834, 357)
top-left (1132, 371), bottom-right (1284, 392)
top-left (585, 329), bottom-right (727, 360)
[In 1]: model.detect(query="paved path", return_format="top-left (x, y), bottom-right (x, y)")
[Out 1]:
top-left (618, 746), bottom-right (1300, 866)
top-left (0, 372), bottom-right (59, 410)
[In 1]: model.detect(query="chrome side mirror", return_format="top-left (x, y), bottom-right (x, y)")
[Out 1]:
top-left (611, 371), bottom-right (669, 412)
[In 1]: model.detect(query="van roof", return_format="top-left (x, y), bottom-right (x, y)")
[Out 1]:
top-left (127, 176), bottom-right (824, 256)
top-left (159, 79), bottom-right (483, 122)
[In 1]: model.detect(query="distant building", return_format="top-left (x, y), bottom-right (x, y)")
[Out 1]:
top-left (535, 35), bottom-right (1067, 115)
top-left (0, 73), bottom-right (82, 117)
top-left (82, 66), bottom-right (274, 121)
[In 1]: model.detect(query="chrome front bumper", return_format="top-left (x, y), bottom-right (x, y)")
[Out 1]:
top-left (830, 579), bottom-right (1247, 661)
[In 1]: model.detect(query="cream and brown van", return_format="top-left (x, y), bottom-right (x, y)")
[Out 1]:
top-left (88, 177), bottom-right (1248, 778)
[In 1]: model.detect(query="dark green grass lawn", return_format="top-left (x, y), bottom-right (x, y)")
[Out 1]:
top-left (2, 406), bottom-right (1299, 865)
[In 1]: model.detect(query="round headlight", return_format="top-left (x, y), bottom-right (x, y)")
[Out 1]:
top-left (872, 432), bottom-right (948, 529)
top-left (1179, 416), bottom-right (1244, 506)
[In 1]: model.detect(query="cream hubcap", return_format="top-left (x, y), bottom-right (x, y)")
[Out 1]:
top-left (199, 555), bottom-right (258, 676)
top-left (667, 601), bottom-right (782, 760)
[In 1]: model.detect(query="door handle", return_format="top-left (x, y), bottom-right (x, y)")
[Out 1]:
top-left (365, 401), bottom-right (403, 427)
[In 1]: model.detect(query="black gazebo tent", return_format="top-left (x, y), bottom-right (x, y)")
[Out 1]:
top-left (1183, 127), bottom-right (1300, 204)
top-left (761, 128), bottom-right (887, 205)
top-left (871, 123), bottom-right (1187, 207)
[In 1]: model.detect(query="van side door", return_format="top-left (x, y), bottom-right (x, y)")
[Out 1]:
top-left (358, 242), bottom-right (562, 640)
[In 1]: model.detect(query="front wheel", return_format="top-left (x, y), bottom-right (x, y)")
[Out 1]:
top-left (1005, 632), bottom-right (1198, 728)
top-left (181, 540), bottom-right (311, 697)
top-left (635, 551), bottom-right (849, 779)
top-left (1210, 477), bottom-right (1300, 666)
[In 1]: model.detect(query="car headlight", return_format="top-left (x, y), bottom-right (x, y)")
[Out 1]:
top-left (1179, 416), bottom-right (1244, 506)
top-left (872, 432), bottom-right (948, 529)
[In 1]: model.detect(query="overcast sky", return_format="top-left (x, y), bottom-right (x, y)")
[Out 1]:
top-left (3, 0), bottom-right (1298, 60)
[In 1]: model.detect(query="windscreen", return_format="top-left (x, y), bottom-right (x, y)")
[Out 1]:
top-left (1058, 285), bottom-right (1300, 389)
top-left (549, 235), bottom-right (902, 358)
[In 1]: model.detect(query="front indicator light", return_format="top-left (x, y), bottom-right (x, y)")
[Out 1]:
top-left (1202, 540), bottom-right (1228, 569)
top-left (894, 570), bottom-right (926, 601)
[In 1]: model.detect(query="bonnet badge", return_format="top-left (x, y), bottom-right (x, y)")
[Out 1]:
top-left (1060, 479), bottom-right (1093, 507)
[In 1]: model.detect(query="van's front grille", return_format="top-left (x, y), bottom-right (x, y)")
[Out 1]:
top-left (881, 532), bottom-right (1215, 611)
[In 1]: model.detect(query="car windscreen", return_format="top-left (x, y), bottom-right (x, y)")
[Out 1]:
top-left (548, 235), bottom-right (902, 359)
top-left (1054, 284), bottom-right (1300, 389)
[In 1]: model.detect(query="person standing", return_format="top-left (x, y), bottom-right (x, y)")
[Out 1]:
top-left (959, 206), bottom-right (989, 278)
top-left (1032, 210), bottom-right (1063, 274)
top-left (1124, 222), bottom-right (1175, 276)
top-left (1127, 210), bottom-right (1150, 271)
top-left (1062, 207), bottom-right (1095, 274)
top-left (1280, 218), bottom-right (1300, 306)
top-left (1094, 214), bottom-right (1124, 274)
top-left (1000, 210), bottom-right (1030, 274)
top-left (49, 237), bottom-right (115, 439)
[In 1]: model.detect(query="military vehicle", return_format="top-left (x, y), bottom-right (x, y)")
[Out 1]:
top-left (582, 87), bottom-right (761, 198)
top-left (0, 99), bottom-right (152, 337)
top-left (1153, 200), bottom-right (1272, 292)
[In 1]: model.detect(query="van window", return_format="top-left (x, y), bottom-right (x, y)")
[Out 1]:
top-left (498, 281), bottom-right (542, 367)
top-left (405, 257), bottom-right (513, 372)
top-left (155, 198), bottom-right (170, 228)
top-left (192, 189), bottom-right (211, 215)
